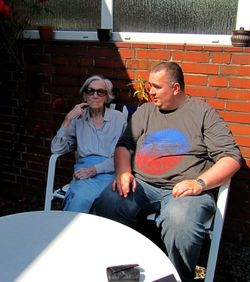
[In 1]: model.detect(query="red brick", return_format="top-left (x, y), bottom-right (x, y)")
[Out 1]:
top-left (136, 49), bottom-right (171, 60)
top-left (232, 54), bottom-right (250, 65)
top-left (218, 88), bottom-right (250, 100)
top-left (182, 63), bottom-right (218, 75)
top-left (228, 124), bottom-right (250, 135)
top-left (126, 60), bottom-right (156, 70)
top-left (226, 101), bottom-right (250, 113)
top-left (173, 51), bottom-right (210, 62)
top-left (115, 42), bottom-right (132, 48)
top-left (118, 48), bottom-right (136, 59)
top-left (235, 136), bottom-right (250, 147)
top-left (206, 99), bottom-right (225, 110)
top-left (185, 74), bottom-right (208, 86)
top-left (240, 147), bottom-right (250, 159)
top-left (135, 70), bottom-right (150, 80)
top-left (88, 46), bottom-right (120, 58)
top-left (230, 78), bottom-right (250, 89)
top-left (220, 111), bottom-right (250, 124)
top-left (203, 46), bottom-right (224, 52)
top-left (185, 45), bottom-right (204, 51)
top-left (209, 76), bottom-right (228, 87)
top-left (166, 44), bottom-right (185, 50)
top-left (212, 53), bottom-right (231, 64)
top-left (186, 86), bottom-right (217, 97)
top-left (220, 65), bottom-right (250, 76)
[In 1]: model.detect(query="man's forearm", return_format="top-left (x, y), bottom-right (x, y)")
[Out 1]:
top-left (114, 146), bottom-right (132, 175)
top-left (198, 157), bottom-right (241, 190)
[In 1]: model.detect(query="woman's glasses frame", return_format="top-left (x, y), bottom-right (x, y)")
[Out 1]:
top-left (85, 87), bottom-right (107, 97)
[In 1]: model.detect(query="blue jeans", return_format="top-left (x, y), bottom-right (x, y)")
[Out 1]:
top-left (92, 178), bottom-right (216, 282)
top-left (63, 155), bottom-right (115, 213)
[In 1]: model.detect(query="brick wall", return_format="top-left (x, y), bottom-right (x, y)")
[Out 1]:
top-left (1, 40), bottom-right (250, 240)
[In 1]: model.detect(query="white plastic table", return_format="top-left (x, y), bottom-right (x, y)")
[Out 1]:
top-left (0, 211), bottom-right (181, 282)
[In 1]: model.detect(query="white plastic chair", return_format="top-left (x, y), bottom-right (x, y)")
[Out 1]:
top-left (204, 180), bottom-right (230, 282)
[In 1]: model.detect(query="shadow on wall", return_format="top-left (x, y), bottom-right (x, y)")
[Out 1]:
top-left (0, 40), bottom-right (140, 198)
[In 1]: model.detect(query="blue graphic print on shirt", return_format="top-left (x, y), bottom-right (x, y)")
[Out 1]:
top-left (135, 128), bottom-right (191, 174)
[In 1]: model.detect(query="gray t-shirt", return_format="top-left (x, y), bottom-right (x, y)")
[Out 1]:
top-left (117, 96), bottom-right (242, 188)
top-left (51, 106), bottom-right (127, 174)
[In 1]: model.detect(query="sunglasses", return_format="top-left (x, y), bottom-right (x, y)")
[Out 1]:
top-left (85, 87), bottom-right (107, 97)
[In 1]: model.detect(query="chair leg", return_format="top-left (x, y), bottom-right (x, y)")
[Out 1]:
top-left (44, 154), bottom-right (61, 211)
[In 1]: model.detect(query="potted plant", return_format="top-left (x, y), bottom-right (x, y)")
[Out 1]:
top-left (30, 0), bottom-right (54, 40)
top-left (0, 0), bottom-right (54, 45)
top-left (127, 76), bottom-right (152, 105)
top-left (97, 28), bottom-right (112, 41)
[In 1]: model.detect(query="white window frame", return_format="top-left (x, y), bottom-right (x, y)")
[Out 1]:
top-left (23, 0), bottom-right (250, 46)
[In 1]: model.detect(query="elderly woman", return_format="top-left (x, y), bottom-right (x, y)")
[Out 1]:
top-left (51, 75), bottom-right (127, 213)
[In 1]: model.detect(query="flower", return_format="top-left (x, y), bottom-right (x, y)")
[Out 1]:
top-left (0, 1), bottom-right (53, 23)
top-left (0, 0), bottom-right (53, 64)
top-left (52, 97), bottom-right (65, 110)
top-left (0, 1), bottom-right (11, 18)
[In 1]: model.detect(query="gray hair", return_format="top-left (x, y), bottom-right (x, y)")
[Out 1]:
top-left (79, 75), bottom-right (115, 103)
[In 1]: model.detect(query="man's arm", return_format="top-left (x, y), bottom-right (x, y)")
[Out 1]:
top-left (113, 146), bottom-right (136, 197)
top-left (172, 156), bottom-right (241, 197)
top-left (197, 156), bottom-right (241, 190)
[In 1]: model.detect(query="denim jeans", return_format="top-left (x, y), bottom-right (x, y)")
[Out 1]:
top-left (63, 155), bottom-right (115, 213)
top-left (92, 178), bottom-right (216, 282)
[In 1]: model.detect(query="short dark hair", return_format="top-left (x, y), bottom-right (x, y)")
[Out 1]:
top-left (151, 62), bottom-right (185, 91)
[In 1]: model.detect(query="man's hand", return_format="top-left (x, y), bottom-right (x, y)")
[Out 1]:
top-left (112, 172), bottom-right (136, 197)
top-left (74, 166), bottom-right (96, 180)
top-left (172, 179), bottom-right (203, 197)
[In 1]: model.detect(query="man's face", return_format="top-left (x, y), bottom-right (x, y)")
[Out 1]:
top-left (148, 69), bottom-right (179, 111)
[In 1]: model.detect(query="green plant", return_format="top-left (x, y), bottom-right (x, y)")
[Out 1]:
top-left (127, 76), bottom-right (152, 104)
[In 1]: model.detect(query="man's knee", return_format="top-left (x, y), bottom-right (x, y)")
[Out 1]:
top-left (91, 186), bottom-right (116, 214)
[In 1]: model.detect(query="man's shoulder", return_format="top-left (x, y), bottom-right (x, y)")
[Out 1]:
top-left (186, 95), bottom-right (213, 111)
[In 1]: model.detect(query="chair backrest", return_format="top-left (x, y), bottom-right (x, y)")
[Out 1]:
top-left (108, 103), bottom-right (137, 121)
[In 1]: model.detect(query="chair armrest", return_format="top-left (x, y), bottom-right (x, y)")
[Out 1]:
top-left (44, 153), bottom-right (65, 211)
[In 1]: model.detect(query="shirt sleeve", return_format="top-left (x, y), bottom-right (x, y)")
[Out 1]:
top-left (116, 104), bottom-right (147, 151)
top-left (94, 157), bottom-right (114, 174)
top-left (203, 105), bottom-right (242, 164)
top-left (51, 123), bottom-right (76, 154)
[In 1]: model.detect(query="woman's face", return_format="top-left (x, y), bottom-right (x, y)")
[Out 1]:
top-left (84, 80), bottom-right (108, 109)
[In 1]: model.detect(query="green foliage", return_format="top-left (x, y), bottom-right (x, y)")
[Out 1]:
top-left (127, 76), bottom-right (152, 104)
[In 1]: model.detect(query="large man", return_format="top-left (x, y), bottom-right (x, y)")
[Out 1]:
top-left (92, 62), bottom-right (242, 282)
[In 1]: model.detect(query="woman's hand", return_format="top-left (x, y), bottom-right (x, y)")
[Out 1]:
top-left (63, 102), bottom-right (88, 128)
top-left (73, 166), bottom-right (97, 180)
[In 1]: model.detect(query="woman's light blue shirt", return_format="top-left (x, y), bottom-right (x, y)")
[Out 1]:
top-left (51, 107), bottom-right (127, 174)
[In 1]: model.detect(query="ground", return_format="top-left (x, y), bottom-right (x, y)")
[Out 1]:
top-left (0, 193), bottom-right (249, 282)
